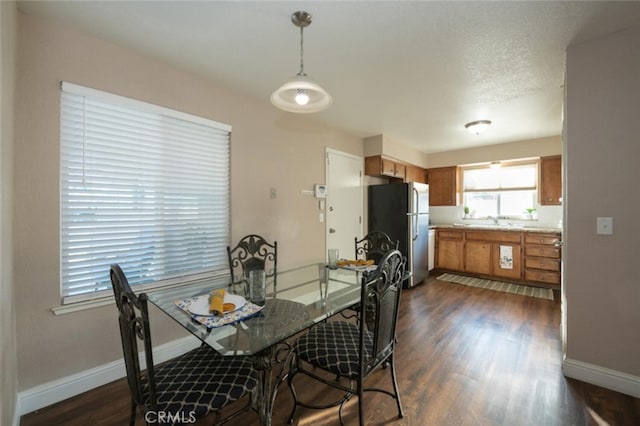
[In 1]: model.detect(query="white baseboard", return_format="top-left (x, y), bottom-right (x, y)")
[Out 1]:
top-left (563, 357), bottom-right (640, 398)
top-left (16, 335), bottom-right (200, 420)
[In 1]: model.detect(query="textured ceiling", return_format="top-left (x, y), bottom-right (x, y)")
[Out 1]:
top-left (17, 1), bottom-right (640, 154)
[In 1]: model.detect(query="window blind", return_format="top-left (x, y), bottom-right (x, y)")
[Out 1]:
top-left (463, 163), bottom-right (537, 192)
top-left (60, 82), bottom-right (230, 304)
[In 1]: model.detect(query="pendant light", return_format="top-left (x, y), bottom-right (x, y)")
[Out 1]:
top-left (271, 11), bottom-right (332, 113)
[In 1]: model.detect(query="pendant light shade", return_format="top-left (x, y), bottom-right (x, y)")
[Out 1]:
top-left (271, 11), bottom-right (332, 113)
top-left (464, 120), bottom-right (492, 134)
top-left (271, 75), bottom-right (332, 113)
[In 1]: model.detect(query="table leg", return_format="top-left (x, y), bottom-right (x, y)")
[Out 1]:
top-left (252, 342), bottom-right (293, 426)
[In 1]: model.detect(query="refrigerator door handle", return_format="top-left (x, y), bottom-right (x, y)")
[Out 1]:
top-left (412, 187), bottom-right (419, 241)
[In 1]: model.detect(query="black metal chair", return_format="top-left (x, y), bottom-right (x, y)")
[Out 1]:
top-left (285, 250), bottom-right (406, 426)
top-left (109, 264), bottom-right (259, 426)
top-left (341, 231), bottom-right (399, 321)
top-left (227, 234), bottom-right (277, 295)
top-left (355, 230), bottom-right (399, 264)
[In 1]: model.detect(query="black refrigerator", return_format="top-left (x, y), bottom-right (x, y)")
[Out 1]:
top-left (368, 182), bottom-right (430, 287)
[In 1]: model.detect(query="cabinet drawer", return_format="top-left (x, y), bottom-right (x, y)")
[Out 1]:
top-left (525, 245), bottom-right (560, 259)
top-left (525, 269), bottom-right (560, 285)
top-left (466, 231), bottom-right (522, 243)
top-left (438, 230), bottom-right (463, 239)
top-left (525, 258), bottom-right (560, 272)
top-left (524, 234), bottom-right (561, 246)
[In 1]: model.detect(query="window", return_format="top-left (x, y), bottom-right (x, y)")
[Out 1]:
top-left (462, 161), bottom-right (537, 219)
top-left (60, 82), bottom-right (230, 304)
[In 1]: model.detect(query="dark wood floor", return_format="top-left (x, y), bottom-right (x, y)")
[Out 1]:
top-left (21, 276), bottom-right (640, 425)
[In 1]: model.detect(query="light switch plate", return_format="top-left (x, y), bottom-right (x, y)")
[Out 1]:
top-left (596, 217), bottom-right (613, 235)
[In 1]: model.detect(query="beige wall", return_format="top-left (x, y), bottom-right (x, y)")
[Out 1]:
top-left (565, 26), bottom-right (640, 377)
top-left (426, 135), bottom-right (562, 168)
top-left (363, 133), bottom-right (429, 167)
top-left (1, 2), bottom-right (18, 424)
top-left (14, 12), bottom-right (362, 391)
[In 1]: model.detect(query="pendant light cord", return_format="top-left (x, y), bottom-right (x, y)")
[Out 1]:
top-left (298, 25), bottom-right (306, 76)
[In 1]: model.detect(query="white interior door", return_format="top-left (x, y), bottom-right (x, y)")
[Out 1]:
top-left (326, 149), bottom-right (363, 261)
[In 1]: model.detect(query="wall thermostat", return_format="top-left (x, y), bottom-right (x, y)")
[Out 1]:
top-left (314, 184), bottom-right (327, 198)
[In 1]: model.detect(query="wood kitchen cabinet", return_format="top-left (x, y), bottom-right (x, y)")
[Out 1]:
top-left (540, 155), bottom-right (562, 205)
top-left (364, 155), bottom-right (406, 180)
top-left (492, 242), bottom-right (522, 280)
top-left (434, 227), bottom-right (560, 287)
top-left (404, 164), bottom-right (427, 183)
top-left (524, 233), bottom-right (561, 285)
top-left (465, 230), bottom-right (522, 279)
top-left (464, 240), bottom-right (492, 275)
top-left (435, 229), bottom-right (464, 271)
top-left (426, 166), bottom-right (459, 206)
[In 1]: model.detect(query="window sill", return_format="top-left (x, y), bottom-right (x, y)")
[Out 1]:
top-left (52, 297), bottom-right (114, 315)
top-left (52, 273), bottom-right (231, 315)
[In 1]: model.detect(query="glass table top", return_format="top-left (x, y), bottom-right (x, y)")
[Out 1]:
top-left (145, 263), bottom-right (365, 356)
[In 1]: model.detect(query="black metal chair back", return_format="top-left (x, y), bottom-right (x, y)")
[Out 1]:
top-left (360, 249), bottom-right (405, 373)
top-left (355, 231), bottom-right (398, 264)
top-left (227, 234), bottom-right (277, 293)
top-left (286, 249), bottom-right (406, 425)
top-left (110, 264), bottom-right (159, 413)
top-left (110, 264), bottom-right (259, 425)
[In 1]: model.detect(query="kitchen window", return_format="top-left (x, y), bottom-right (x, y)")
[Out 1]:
top-left (462, 161), bottom-right (537, 219)
top-left (60, 82), bottom-right (230, 304)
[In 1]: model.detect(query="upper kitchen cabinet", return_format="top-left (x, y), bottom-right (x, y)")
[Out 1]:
top-left (365, 155), bottom-right (405, 180)
top-left (540, 155), bottom-right (562, 205)
top-left (426, 166), bottom-right (460, 206)
top-left (404, 164), bottom-right (427, 183)
top-left (364, 155), bottom-right (427, 183)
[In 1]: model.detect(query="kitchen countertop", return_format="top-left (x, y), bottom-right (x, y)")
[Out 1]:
top-left (432, 224), bottom-right (562, 234)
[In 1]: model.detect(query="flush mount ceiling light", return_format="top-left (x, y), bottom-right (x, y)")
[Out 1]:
top-left (465, 120), bottom-right (492, 135)
top-left (271, 11), bottom-right (332, 113)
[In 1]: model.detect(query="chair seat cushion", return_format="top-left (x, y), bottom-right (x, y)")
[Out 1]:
top-left (295, 321), bottom-right (373, 378)
top-left (149, 345), bottom-right (258, 420)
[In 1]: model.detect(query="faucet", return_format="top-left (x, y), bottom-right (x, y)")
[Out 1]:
top-left (489, 216), bottom-right (500, 225)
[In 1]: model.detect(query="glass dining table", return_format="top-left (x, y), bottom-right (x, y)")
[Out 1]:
top-left (145, 262), bottom-right (368, 426)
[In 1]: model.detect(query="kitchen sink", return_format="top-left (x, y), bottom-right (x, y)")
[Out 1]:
top-left (453, 223), bottom-right (524, 229)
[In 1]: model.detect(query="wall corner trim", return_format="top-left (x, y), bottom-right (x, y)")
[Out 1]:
top-left (563, 357), bottom-right (640, 398)
top-left (16, 335), bottom-right (200, 418)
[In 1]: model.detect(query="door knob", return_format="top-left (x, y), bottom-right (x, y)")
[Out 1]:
top-left (329, 228), bottom-right (336, 234)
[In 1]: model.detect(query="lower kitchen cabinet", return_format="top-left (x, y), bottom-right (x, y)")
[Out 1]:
top-left (435, 228), bottom-right (559, 286)
top-left (523, 233), bottom-right (562, 284)
top-left (492, 243), bottom-right (522, 280)
top-left (464, 241), bottom-right (492, 275)
top-left (435, 230), bottom-right (464, 271)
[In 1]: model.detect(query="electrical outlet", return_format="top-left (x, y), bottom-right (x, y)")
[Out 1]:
top-left (596, 217), bottom-right (613, 235)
